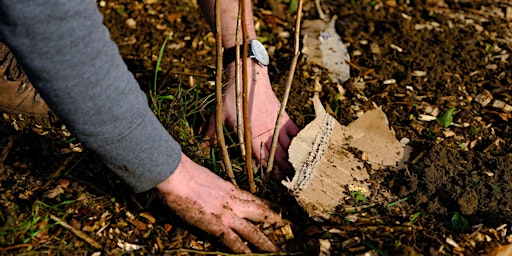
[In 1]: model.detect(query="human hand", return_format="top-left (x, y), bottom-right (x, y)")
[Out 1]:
top-left (156, 153), bottom-right (286, 253)
top-left (205, 59), bottom-right (300, 178)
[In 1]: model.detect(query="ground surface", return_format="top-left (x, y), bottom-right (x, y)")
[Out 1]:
top-left (1, 0), bottom-right (512, 255)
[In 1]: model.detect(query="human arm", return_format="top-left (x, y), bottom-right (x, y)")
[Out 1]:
top-left (0, 0), bottom-right (180, 192)
top-left (0, 0), bottom-right (284, 252)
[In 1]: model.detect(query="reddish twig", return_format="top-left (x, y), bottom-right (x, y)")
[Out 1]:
top-left (215, 0), bottom-right (237, 186)
top-left (0, 135), bottom-right (14, 173)
top-left (241, 0), bottom-right (256, 193)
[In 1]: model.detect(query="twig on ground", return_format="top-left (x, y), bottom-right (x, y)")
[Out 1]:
top-left (426, 6), bottom-right (512, 21)
top-left (266, 0), bottom-right (304, 179)
top-left (241, 0), bottom-right (256, 193)
top-left (343, 203), bottom-right (377, 212)
top-left (3, 244), bottom-right (31, 251)
top-left (49, 214), bottom-right (102, 249)
top-left (215, 0), bottom-right (237, 186)
top-left (51, 155), bottom-right (76, 178)
top-left (164, 248), bottom-right (300, 255)
top-left (0, 135), bottom-right (14, 172)
top-left (315, 0), bottom-right (328, 21)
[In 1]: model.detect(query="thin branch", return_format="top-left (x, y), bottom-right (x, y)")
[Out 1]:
top-left (49, 214), bottom-right (102, 249)
top-left (164, 248), bottom-right (301, 255)
top-left (0, 135), bottom-right (14, 172)
top-left (235, 4), bottom-right (246, 158)
top-left (315, 0), bottom-right (328, 21)
top-left (266, 0), bottom-right (304, 178)
top-left (241, 0), bottom-right (256, 193)
top-left (216, 0), bottom-right (237, 186)
top-left (51, 154), bottom-right (76, 178)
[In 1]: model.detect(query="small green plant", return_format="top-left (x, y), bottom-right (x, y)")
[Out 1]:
top-left (409, 212), bottom-right (423, 224)
top-left (491, 184), bottom-right (500, 191)
top-left (66, 137), bottom-right (77, 144)
top-left (331, 93), bottom-right (342, 116)
top-left (394, 240), bottom-right (401, 250)
top-left (115, 9), bottom-right (131, 16)
top-left (350, 191), bottom-right (367, 204)
top-left (256, 36), bottom-right (270, 44)
top-left (37, 200), bottom-right (76, 211)
top-left (168, 84), bottom-right (214, 144)
top-left (485, 43), bottom-right (494, 62)
top-left (288, 0), bottom-right (298, 14)
top-left (471, 178), bottom-right (478, 190)
top-left (451, 212), bottom-right (469, 231)
top-left (387, 191), bottom-right (416, 207)
top-left (150, 32), bottom-right (175, 117)
top-left (153, 32), bottom-right (172, 97)
top-left (437, 107), bottom-right (456, 128)
top-left (470, 126), bottom-right (479, 135)
top-left (0, 199), bottom-right (74, 246)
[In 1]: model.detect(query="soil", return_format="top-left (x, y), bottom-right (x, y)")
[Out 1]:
top-left (1, 0), bottom-right (512, 255)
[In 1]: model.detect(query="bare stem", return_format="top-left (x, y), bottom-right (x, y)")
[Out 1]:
top-left (265, 0), bottom-right (304, 178)
top-left (235, 5), bottom-right (246, 158)
top-left (241, 0), bottom-right (256, 193)
top-left (50, 214), bottom-right (102, 249)
top-left (215, 0), bottom-right (237, 186)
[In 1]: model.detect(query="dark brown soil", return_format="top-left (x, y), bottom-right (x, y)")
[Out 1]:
top-left (1, 0), bottom-right (512, 255)
top-left (328, 0), bottom-right (512, 224)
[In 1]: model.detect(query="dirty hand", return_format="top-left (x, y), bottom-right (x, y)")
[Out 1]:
top-left (156, 153), bottom-right (285, 253)
top-left (205, 60), bottom-right (300, 178)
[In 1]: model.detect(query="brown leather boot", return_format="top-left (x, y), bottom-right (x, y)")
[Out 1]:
top-left (0, 43), bottom-right (57, 129)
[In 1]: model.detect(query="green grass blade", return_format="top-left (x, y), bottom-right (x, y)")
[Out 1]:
top-left (154, 32), bottom-right (172, 95)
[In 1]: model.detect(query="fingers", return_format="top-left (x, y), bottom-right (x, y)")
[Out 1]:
top-left (170, 197), bottom-right (253, 253)
top-left (229, 189), bottom-right (286, 227)
top-left (284, 116), bottom-right (300, 136)
top-left (173, 196), bottom-right (281, 253)
top-left (278, 116), bottom-right (300, 150)
top-left (234, 197), bottom-right (286, 226)
top-left (162, 154), bottom-right (285, 253)
top-left (218, 225), bottom-right (253, 254)
top-left (230, 215), bottom-right (279, 252)
top-left (275, 143), bottom-right (292, 175)
top-left (199, 216), bottom-right (253, 253)
top-left (253, 129), bottom-right (291, 168)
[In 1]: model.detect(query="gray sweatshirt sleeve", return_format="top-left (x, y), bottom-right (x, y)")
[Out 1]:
top-left (0, 0), bottom-right (182, 192)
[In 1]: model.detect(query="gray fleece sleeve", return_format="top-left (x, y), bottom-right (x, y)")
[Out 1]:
top-left (0, 0), bottom-right (182, 192)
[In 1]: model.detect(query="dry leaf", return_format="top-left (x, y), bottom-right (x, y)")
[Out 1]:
top-left (117, 240), bottom-right (143, 252)
top-left (302, 16), bottom-right (350, 83)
